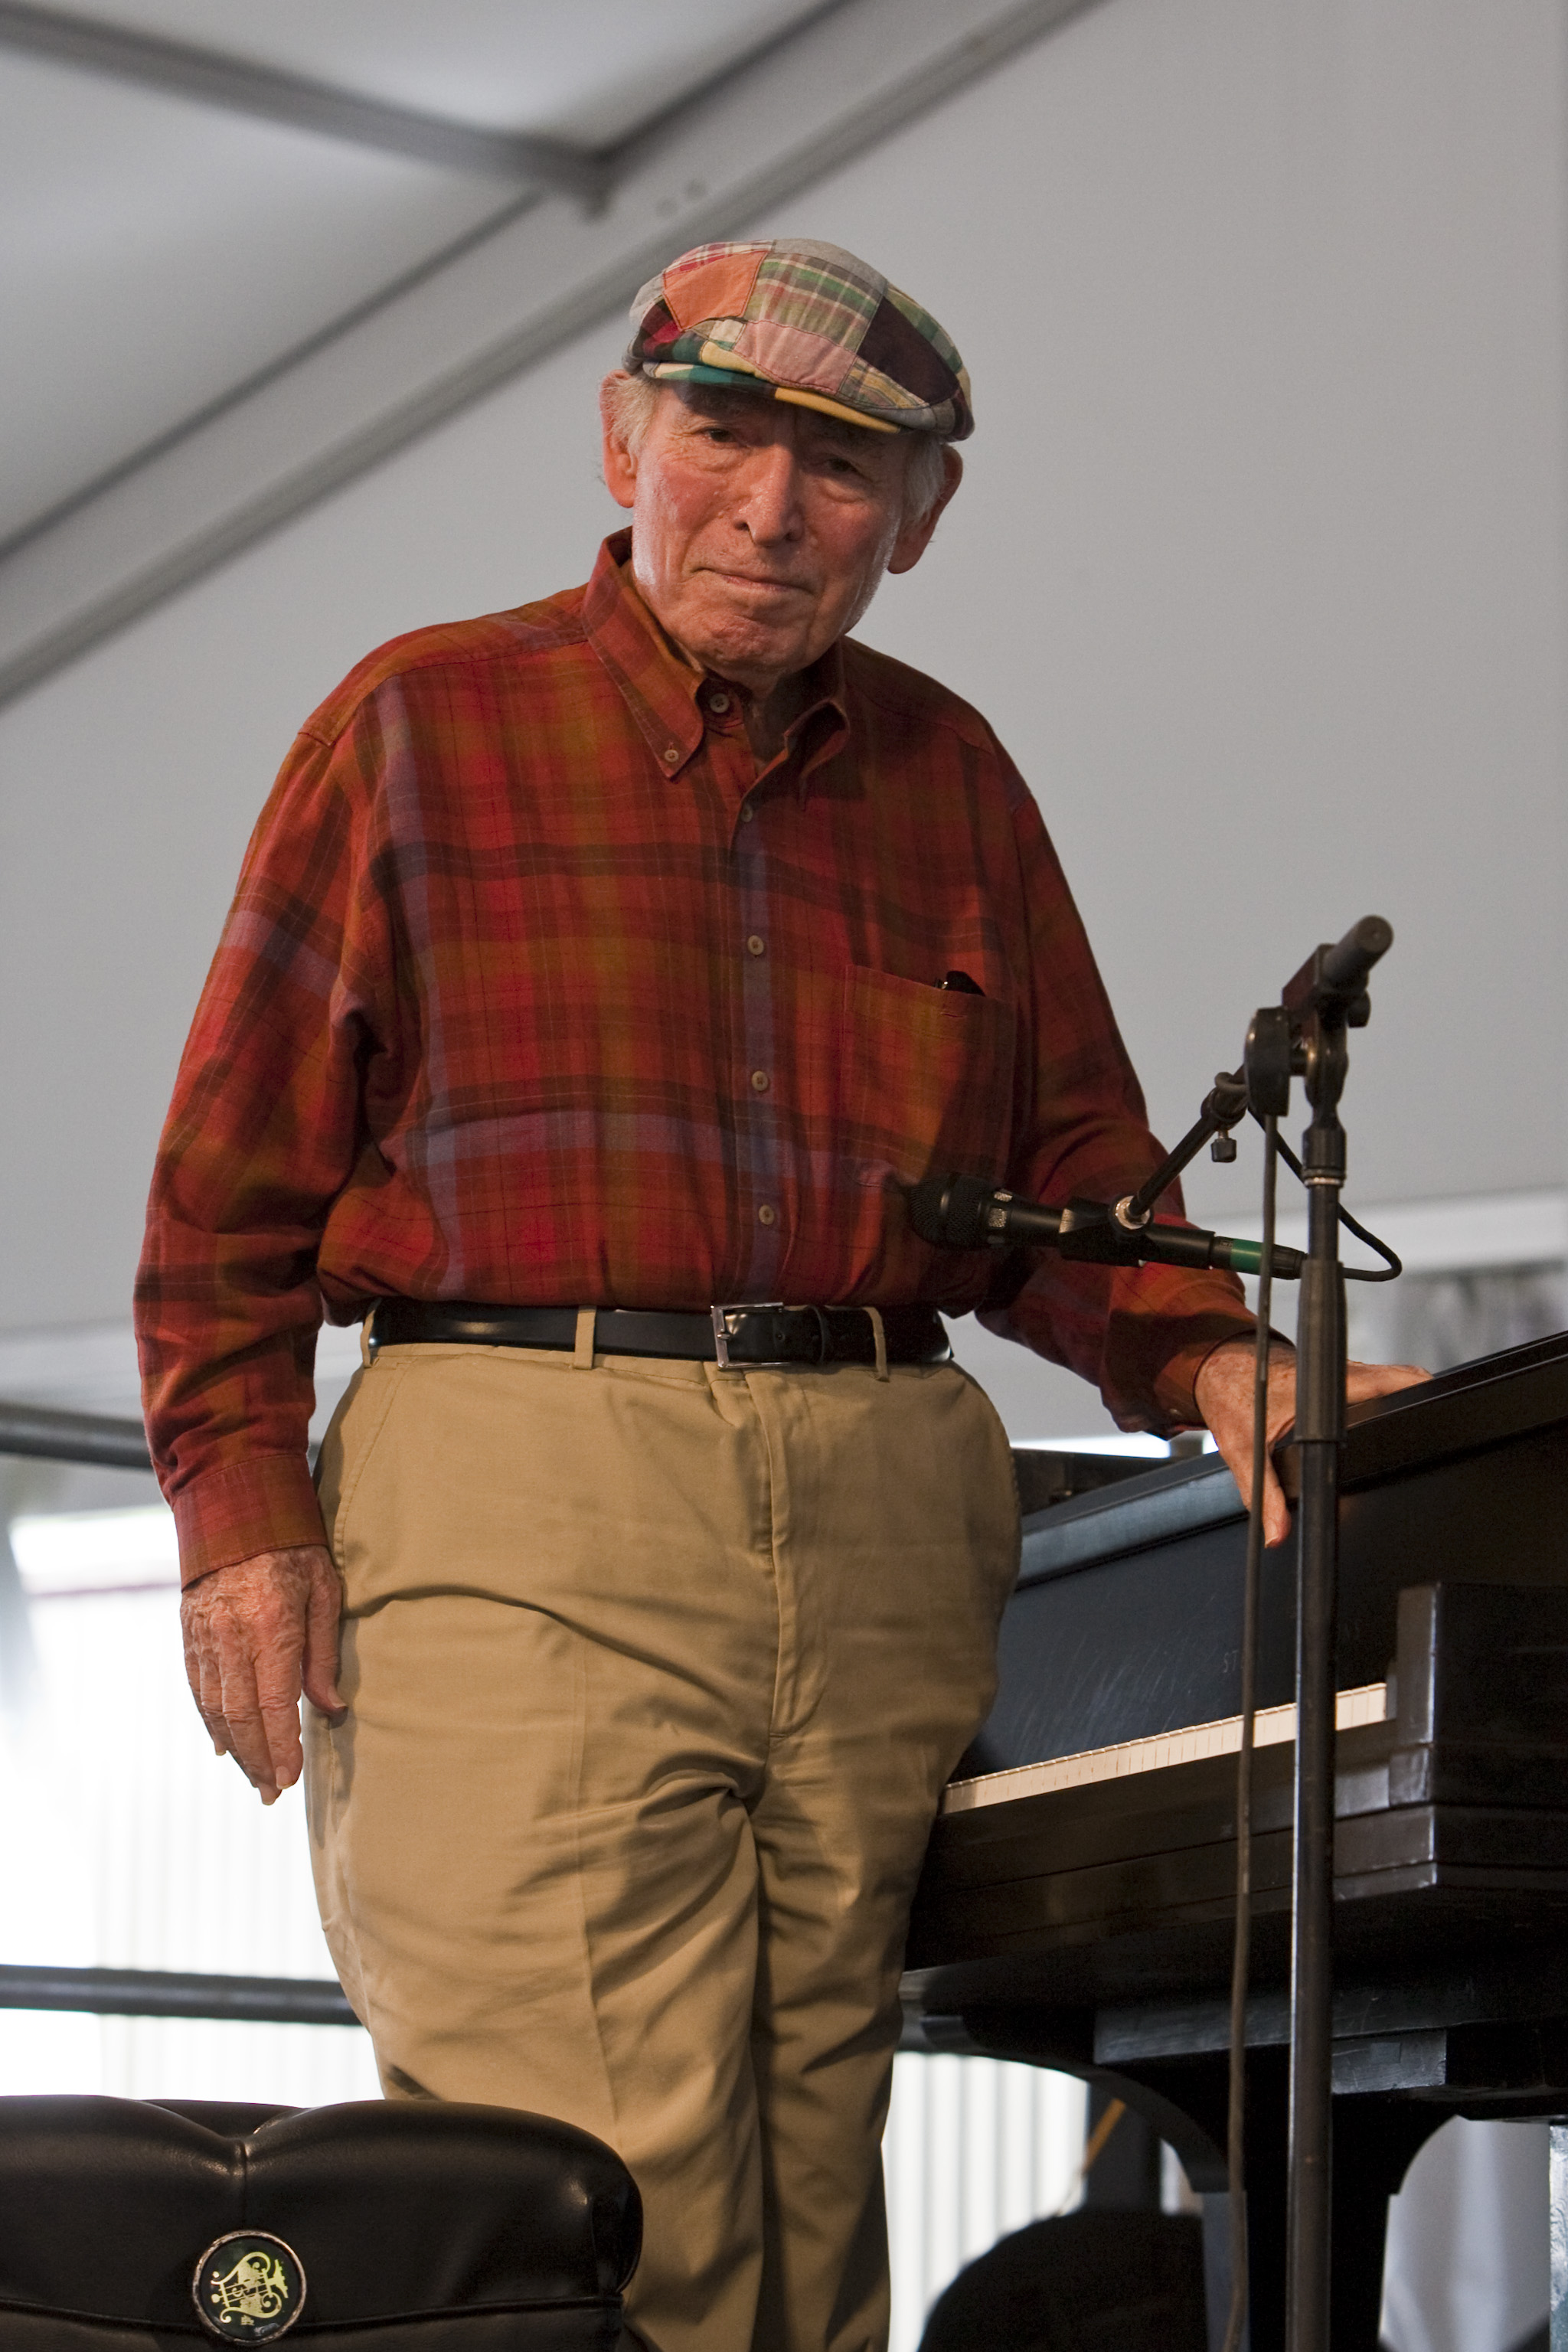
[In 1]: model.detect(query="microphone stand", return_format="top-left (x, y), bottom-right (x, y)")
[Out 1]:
top-left (1123, 916), bottom-right (1392, 2352)
top-left (909, 911), bottom-right (1394, 2352)
top-left (1273, 916), bottom-right (1388, 2352)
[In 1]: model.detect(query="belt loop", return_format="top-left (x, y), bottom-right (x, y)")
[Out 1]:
top-left (865, 1305), bottom-right (890, 1381)
top-left (573, 1307), bottom-right (597, 1370)
top-left (360, 1303), bottom-right (377, 1367)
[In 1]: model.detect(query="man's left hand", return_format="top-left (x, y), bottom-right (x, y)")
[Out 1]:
top-left (1192, 1336), bottom-right (1429, 1547)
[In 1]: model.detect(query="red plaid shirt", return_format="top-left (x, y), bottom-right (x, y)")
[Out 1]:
top-left (137, 531), bottom-right (1251, 1584)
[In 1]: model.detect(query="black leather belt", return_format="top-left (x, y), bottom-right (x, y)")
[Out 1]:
top-left (368, 1298), bottom-right (950, 1370)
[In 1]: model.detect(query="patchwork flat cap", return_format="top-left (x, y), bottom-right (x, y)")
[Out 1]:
top-left (625, 237), bottom-right (973, 440)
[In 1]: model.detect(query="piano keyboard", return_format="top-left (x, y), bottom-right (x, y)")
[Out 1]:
top-left (940, 1681), bottom-right (1390, 1816)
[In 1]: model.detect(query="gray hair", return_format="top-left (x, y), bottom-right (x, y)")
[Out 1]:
top-left (603, 372), bottom-right (949, 527)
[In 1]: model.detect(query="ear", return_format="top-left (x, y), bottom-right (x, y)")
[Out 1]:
top-left (599, 374), bottom-right (639, 511)
top-left (887, 445), bottom-right (963, 577)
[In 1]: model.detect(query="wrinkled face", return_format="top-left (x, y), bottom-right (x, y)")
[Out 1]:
top-left (600, 383), bottom-right (958, 696)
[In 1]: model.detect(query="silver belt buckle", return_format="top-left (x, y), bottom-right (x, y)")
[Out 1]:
top-left (710, 1302), bottom-right (788, 1369)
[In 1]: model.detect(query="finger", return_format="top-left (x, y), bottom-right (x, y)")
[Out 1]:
top-left (1266, 1402), bottom-right (1298, 1456)
top-left (249, 1586), bottom-right (313, 1793)
top-left (255, 1664), bottom-right (305, 1787)
top-left (179, 1605), bottom-right (203, 1704)
top-left (1212, 1434), bottom-right (1266, 1547)
top-left (1213, 1410), bottom-right (1289, 1544)
top-left (196, 1668), bottom-right (237, 1759)
top-left (180, 1605), bottom-right (216, 1730)
top-left (211, 1608), bottom-right (283, 1801)
top-left (1345, 1358), bottom-right (1430, 1396)
top-left (1259, 1455), bottom-right (1292, 1549)
top-left (301, 1562), bottom-right (345, 1719)
top-left (183, 1606), bottom-right (235, 1759)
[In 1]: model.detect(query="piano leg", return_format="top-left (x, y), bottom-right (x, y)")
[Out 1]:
top-left (988, 2047), bottom-right (1441, 2352)
top-left (946, 2019), bottom-right (1446, 2350)
top-left (1166, 2063), bottom-right (1439, 2351)
top-left (1083, 2082), bottom-right (1165, 2208)
top-left (1063, 2049), bottom-right (1290, 2352)
top-left (1218, 2069), bottom-right (1440, 2350)
top-left (1328, 2100), bottom-right (1446, 2350)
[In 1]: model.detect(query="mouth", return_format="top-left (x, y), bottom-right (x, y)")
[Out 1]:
top-left (703, 567), bottom-right (810, 597)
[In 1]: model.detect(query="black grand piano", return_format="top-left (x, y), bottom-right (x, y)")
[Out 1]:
top-left (902, 1329), bottom-right (1568, 2350)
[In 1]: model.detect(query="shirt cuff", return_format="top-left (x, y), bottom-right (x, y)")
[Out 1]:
top-left (1148, 1308), bottom-right (1260, 1427)
top-left (171, 1452), bottom-right (327, 1588)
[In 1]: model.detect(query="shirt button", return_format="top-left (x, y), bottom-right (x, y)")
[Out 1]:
top-left (662, 745), bottom-right (680, 766)
top-left (746, 935), bottom-right (766, 957)
top-left (740, 804), bottom-right (755, 822)
top-left (750, 1070), bottom-right (770, 1093)
top-left (709, 691), bottom-right (731, 714)
top-left (757, 1204), bottom-right (777, 1227)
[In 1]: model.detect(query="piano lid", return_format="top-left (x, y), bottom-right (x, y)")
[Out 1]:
top-left (1014, 1327), bottom-right (1568, 1594)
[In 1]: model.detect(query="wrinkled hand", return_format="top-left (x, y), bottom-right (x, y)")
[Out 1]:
top-left (181, 1546), bottom-right (345, 1804)
top-left (1193, 1338), bottom-right (1429, 1549)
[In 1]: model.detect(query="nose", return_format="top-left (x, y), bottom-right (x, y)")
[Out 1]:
top-left (734, 441), bottom-right (803, 546)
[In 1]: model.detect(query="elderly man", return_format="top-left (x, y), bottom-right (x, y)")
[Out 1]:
top-left (136, 239), bottom-right (1419, 2352)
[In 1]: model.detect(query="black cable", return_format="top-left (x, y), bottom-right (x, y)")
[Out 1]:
top-left (1259, 1123), bottom-right (1402, 1282)
top-left (1223, 1114), bottom-right (1277, 2352)
top-left (1334, 1201), bottom-right (1402, 1280)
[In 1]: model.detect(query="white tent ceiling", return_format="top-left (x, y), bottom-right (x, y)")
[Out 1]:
top-left (0, 0), bottom-right (1096, 707)
top-left (0, 0), bottom-right (829, 545)
top-left (28, 0), bottom-right (831, 139)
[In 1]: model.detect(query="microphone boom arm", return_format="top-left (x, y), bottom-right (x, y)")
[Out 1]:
top-left (1056, 1197), bottom-right (1300, 1279)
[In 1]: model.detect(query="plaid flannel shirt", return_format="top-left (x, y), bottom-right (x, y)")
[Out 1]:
top-left (136, 531), bottom-right (1251, 1585)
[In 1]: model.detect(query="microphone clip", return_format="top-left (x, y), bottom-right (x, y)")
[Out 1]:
top-left (1053, 1198), bottom-right (1144, 1266)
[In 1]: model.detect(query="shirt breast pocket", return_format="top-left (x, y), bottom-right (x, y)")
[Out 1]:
top-left (842, 965), bottom-right (1017, 1182)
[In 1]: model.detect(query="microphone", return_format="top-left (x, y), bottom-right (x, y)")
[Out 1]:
top-left (907, 1173), bottom-right (1304, 1279)
top-left (1282, 913), bottom-right (1393, 1029)
top-left (909, 1174), bottom-right (1060, 1250)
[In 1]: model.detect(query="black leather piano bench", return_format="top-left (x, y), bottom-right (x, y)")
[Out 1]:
top-left (917, 2211), bottom-right (1206, 2352)
top-left (0, 2096), bottom-right (642, 2350)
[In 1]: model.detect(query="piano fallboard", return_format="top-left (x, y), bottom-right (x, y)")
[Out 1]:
top-left (963, 1330), bottom-right (1568, 1779)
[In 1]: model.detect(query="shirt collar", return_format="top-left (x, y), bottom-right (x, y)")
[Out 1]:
top-left (583, 530), bottom-right (850, 795)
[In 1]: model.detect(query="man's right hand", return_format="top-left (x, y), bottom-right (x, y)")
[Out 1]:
top-left (180, 1546), bottom-right (345, 1805)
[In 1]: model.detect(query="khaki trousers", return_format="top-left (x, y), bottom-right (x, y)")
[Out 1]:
top-left (304, 1339), bottom-right (1019, 2352)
